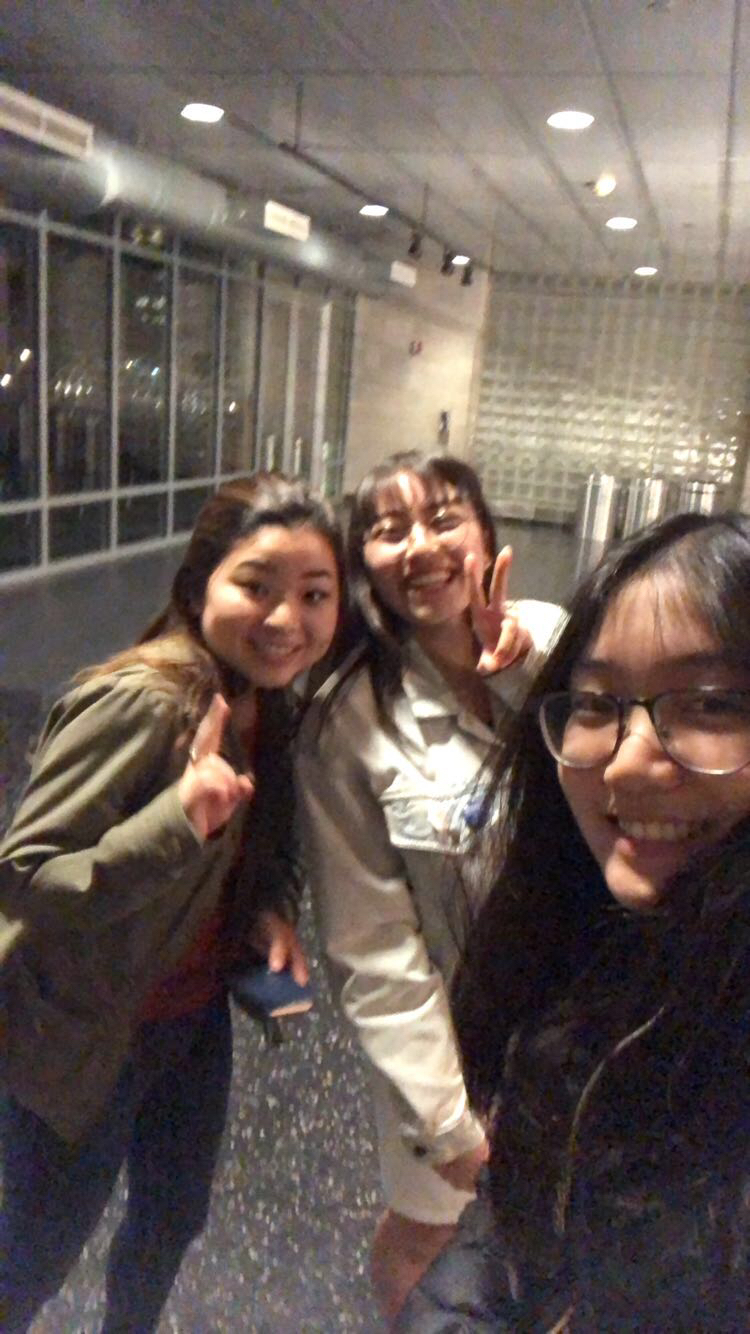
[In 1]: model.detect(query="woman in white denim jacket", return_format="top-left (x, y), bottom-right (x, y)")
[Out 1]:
top-left (297, 453), bottom-right (564, 1320)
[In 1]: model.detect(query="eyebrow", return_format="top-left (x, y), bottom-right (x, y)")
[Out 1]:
top-left (574, 651), bottom-right (730, 674)
top-left (234, 559), bottom-right (334, 580)
top-left (374, 498), bottom-right (464, 519)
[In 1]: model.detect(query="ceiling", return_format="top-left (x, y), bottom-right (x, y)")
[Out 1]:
top-left (1, 0), bottom-right (748, 284)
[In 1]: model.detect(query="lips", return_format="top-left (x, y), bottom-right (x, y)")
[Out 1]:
top-left (248, 640), bottom-right (303, 663)
top-left (404, 568), bottom-right (457, 593)
top-left (609, 814), bottom-right (709, 844)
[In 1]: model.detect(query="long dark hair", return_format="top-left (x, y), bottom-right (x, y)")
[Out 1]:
top-left (81, 473), bottom-right (346, 729)
top-left (337, 451), bottom-right (497, 717)
top-left (455, 511), bottom-right (750, 1292)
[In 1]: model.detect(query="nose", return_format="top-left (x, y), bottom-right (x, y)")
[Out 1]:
top-left (264, 597), bottom-right (299, 633)
top-left (404, 520), bottom-right (438, 554)
top-left (602, 702), bottom-right (681, 788)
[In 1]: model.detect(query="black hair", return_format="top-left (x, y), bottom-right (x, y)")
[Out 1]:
top-left (453, 511), bottom-right (750, 1298)
top-left (337, 451), bottom-right (498, 719)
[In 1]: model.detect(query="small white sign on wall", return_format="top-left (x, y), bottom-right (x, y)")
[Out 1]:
top-left (264, 200), bottom-right (311, 242)
top-left (389, 260), bottom-right (418, 287)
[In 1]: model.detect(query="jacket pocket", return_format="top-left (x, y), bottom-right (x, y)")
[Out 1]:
top-left (381, 792), bottom-right (472, 854)
top-left (4, 959), bottom-right (100, 1091)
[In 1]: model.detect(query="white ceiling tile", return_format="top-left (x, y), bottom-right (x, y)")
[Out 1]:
top-left (0, 0), bottom-right (744, 280)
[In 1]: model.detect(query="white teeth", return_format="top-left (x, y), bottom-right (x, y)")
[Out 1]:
top-left (407, 572), bottom-right (450, 589)
top-left (618, 819), bottom-right (697, 843)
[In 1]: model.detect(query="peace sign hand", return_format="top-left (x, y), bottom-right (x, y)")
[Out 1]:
top-left (466, 545), bottom-right (533, 677)
top-left (178, 693), bottom-right (255, 841)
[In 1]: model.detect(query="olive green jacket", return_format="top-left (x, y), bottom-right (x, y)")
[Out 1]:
top-left (0, 660), bottom-right (298, 1142)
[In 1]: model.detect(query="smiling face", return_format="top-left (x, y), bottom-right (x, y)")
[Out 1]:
top-left (558, 573), bottom-right (750, 911)
top-left (362, 471), bottom-right (491, 631)
top-left (200, 523), bottom-right (340, 689)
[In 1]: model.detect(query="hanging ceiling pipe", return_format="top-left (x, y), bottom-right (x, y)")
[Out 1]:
top-left (0, 134), bottom-right (392, 296)
top-left (276, 138), bottom-right (477, 264)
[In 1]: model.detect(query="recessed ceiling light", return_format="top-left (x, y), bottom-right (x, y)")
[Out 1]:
top-left (359, 203), bottom-right (389, 217)
top-left (606, 215), bottom-right (638, 230)
top-left (547, 109), bottom-right (594, 130)
top-left (452, 254), bottom-right (471, 266)
top-left (592, 172), bottom-right (617, 197)
top-left (634, 265), bottom-right (658, 276)
top-left (181, 102), bottom-right (224, 123)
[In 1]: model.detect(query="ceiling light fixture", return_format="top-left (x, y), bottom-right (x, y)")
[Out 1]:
top-left (408, 230), bottom-right (423, 259)
top-left (180, 102), bottom-right (224, 123)
top-left (547, 109), bottom-right (594, 131)
top-left (606, 215), bottom-right (638, 230)
top-left (460, 262), bottom-right (474, 287)
top-left (359, 203), bottom-right (389, 217)
top-left (452, 254), bottom-right (471, 267)
top-left (634, 265), bottom-right (658, 276)
top-left (592, 172), bottom-right (617, 197)
top-left (440, 248), bottom-right (455, 276)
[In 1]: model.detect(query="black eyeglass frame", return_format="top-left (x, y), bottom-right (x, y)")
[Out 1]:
top-left (538, 687), bottom-right (750, 776)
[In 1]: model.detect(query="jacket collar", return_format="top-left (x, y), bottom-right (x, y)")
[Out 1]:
top-left (399, 641), bottom-right (502, 743)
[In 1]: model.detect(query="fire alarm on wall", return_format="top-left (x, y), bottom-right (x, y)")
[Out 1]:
top-left (408, 340), bottom-right (423, 356)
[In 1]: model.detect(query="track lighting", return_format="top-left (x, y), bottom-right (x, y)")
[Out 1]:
top-left (440, 248), bottom-right (454, 276)
top-left (460, 261), bottom-right (474, 287)
top-left (408, 230), bottom-right (423, 259)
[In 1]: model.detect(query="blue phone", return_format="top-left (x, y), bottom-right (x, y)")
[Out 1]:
top-left (228, 962), bottom-right (313, 1020)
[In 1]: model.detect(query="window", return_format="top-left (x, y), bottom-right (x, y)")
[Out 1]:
top-left (175, 268), bottom-right (218, 479)
top-left (258, 298), bottom-right (290, 471)
top-left (0, 209), bottom-right (353, 582)
top-left (0, 225), bottom-right (37, 501)
top-left (174, 484), bottom-right (212, 533)
top-left (0, 511), bottom-right (39, 572)
top-left (222, 277), bottom-right (258, 474)
top-left (118, 492), bottom-right (168, 545)
top-left (292, 300), bottom-right (319, 480)
top-left (48, 236), bottom-right (110, 495)
top-left (49, 501), bottom-right (110, 560)
top-left (119, 254), bottom-right (169, 485)
top-left (322, 301), bottom-right (353, 496)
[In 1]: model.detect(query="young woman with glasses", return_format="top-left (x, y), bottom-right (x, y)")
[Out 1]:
top-left (397, 510), bottom-right (750, 1331)
top-left (296, 452), bottom-right (563, 1319)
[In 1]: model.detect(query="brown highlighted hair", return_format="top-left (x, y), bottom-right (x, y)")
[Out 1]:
top-left (81, 473), bottom-right (345, 728)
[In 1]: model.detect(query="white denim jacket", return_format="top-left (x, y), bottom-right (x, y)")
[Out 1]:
top-left (296, 600), bottom-right (564, 1166)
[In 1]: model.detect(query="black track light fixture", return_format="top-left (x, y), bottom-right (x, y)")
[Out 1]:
top-left (407, 230), bottom-right (423, 259)
top-left (460, 261), bottom-right (474, 287)
top-left (440, 247), bottom-right (455, 276)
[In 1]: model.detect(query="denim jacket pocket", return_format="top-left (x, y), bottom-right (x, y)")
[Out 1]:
top-left (382, 792), bottom-right (477, 856)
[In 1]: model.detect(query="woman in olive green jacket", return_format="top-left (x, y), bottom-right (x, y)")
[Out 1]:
top-left (0, 473), bottom-right (343, 1333)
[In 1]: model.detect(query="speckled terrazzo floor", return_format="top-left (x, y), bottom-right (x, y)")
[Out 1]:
top-left (25, 906), bottom-right (384, 1334)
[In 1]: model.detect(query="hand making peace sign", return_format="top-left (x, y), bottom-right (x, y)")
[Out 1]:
top-left (178, 693), bottom-right (255, 841)
top-left (465, 544), bottom-right (533, 676)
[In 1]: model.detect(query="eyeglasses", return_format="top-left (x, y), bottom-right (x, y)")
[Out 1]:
top-left (364, 504), bottom-right (472, 546)
top-left (538, 688), bottom-right (750, 775)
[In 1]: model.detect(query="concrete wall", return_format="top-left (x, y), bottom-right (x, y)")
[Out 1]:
top-left (344, 265), bottom-right (489, 490)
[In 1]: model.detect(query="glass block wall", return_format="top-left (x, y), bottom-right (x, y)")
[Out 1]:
top-left (473, 273), bottom-right (750, 524)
